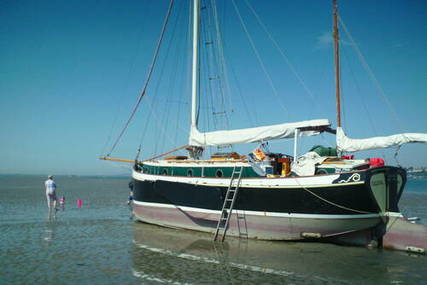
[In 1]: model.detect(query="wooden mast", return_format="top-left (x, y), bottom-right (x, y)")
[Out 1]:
top-left (191, 0), bottom-right (200, 129)
top-left (333, 0), bottom-right (341, 128)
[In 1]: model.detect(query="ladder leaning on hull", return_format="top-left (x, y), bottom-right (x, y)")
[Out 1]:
top-left (213, 166), bottom-right (244, 242)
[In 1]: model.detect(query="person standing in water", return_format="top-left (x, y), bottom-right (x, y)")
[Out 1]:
top-left (45, 175), bottom-right (57, 210)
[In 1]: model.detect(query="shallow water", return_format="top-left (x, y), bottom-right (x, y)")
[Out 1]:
top-left (0, 175), bottom-right (426, 284)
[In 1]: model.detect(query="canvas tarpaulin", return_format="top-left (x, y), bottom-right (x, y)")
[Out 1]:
top-left (189, 119), bottom-right (331, 147)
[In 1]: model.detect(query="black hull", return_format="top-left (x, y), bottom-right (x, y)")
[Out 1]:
top-left (134, 178), bottom-right (377, 215)
top-left (133, 167), bottom-right (406, 215)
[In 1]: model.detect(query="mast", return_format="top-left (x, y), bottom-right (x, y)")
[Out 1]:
top-left (333, 0), bottom-right (342, 128)
top-left (191, 0), bottom-right (200, 128)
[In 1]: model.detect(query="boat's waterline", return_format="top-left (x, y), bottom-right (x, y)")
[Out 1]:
top-left (133, 201), bottom-right (383, 241)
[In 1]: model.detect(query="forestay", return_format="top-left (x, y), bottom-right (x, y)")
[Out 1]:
top-left (336, 127), bottom-right (427, 152)
top-left (189, 119), bottom-right (331, 147)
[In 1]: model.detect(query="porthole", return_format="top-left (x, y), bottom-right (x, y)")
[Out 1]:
top-left (162, 169), bottom-right (168, 175)
top-left (187, 169), bottom-right (193, 177)
top-left (215, 169), bottom-right (223, 178)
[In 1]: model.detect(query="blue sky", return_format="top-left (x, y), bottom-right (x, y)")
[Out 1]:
top-left (0, 0), bottom-right (426, 175)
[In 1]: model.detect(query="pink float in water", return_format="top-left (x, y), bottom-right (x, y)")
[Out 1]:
top-left (77, 200), bottom-right (83, 208)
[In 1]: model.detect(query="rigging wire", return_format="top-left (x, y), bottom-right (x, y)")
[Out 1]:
top-left (141, 144), bottom-right (189, 162)
top-left (144, 97), bottom-right (187, 153)
top-left (158, 1), bottom-right (186, 154)
top-left (220, 1), bottom-right (258, 128)
top-left (105, 160), bottom-right (133, 172)
top-left (144, 1), bottom-right (189, 156)
top-left (227, 58), bottom-right (257, 126)
top-left (107, 0), bottom-right (175, 156)
top-left (341, 47), bottom-right (378, 136)
top-left (143, 27), bottom-right (176, 157)
top-left (338, 15), bottom-right (404, 132)
top-left (210, 0), bottom-right (233, 129)
top-left (172, 0), bottom-right (193, 148)
top-left (231, 0), bottom-right (290, 118)
top-left (341, 44), bottom-right (386, 159)
top-left (199, 0), bottom-right (232, 154)
top-left (198, 2), bottom-right (213, 142)
top-left (200, 3), bottom-right (215, 132)
top-left (243, 0), bottom-right (324, 117)
top-left (201, 0), bottom-right (230, 133)
top-left (173, 1), bottom-right (191, 147)
top-left (135, 0), bottom-right (187, 157)
top-left (100, 3), bottom-right (153, 156)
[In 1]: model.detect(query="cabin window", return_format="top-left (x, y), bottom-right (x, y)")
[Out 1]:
top-left (143, 167), bottom-right (148, 173)
top-left (162, 169), bottom-right (168, 175)
top-left (215, 169), bottom-right (223, 178)
top-left (187, 169), bottom-right (193, 177)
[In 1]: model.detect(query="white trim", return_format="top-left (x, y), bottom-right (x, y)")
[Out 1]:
top-left (133, 201), bottom-right (380, 219)
top-left (132, 169), bottom-right (364, 189)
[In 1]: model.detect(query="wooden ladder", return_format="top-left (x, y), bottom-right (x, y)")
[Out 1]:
top-left (213, 166), bottom-right (243, 242)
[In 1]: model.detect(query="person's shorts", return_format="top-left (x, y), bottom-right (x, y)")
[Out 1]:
top-left (47, 193), bottom-right (57, 201)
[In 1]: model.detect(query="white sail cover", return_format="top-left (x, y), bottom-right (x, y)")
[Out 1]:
top-left (337, 127), bottom-right (427, 152)
top-left (189, 119), bottom-right (331, 147)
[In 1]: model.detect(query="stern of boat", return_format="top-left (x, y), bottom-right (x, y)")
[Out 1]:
top-left (365, 166), bottom-right (406, 214)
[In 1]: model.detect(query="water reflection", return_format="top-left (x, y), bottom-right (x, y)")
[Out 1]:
top-left (132, 223), bottom-right (426, 284)
top-left (44, 206), bottom-right (61, 243)
top-left (43, 219), bottom-right (56, 243)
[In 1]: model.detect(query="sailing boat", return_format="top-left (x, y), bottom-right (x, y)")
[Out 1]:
top-left (102, 0), bottom-right (427, 245)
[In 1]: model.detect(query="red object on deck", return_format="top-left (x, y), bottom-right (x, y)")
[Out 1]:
top-left (341, 155), bottom-right (354, 160)
top-left (369, 158), bottom-right (385, 167)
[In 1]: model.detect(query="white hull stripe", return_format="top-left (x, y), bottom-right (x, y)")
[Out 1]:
top-left (133, 201), bottom-right (380, 219)
top-left (132, 170), bottom-right (364, 189)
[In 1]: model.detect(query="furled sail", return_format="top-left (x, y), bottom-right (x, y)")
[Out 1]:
top-left (336, 127), bottom-right (427, 152)
top-left (189, 119), bottom-right (331, 147)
